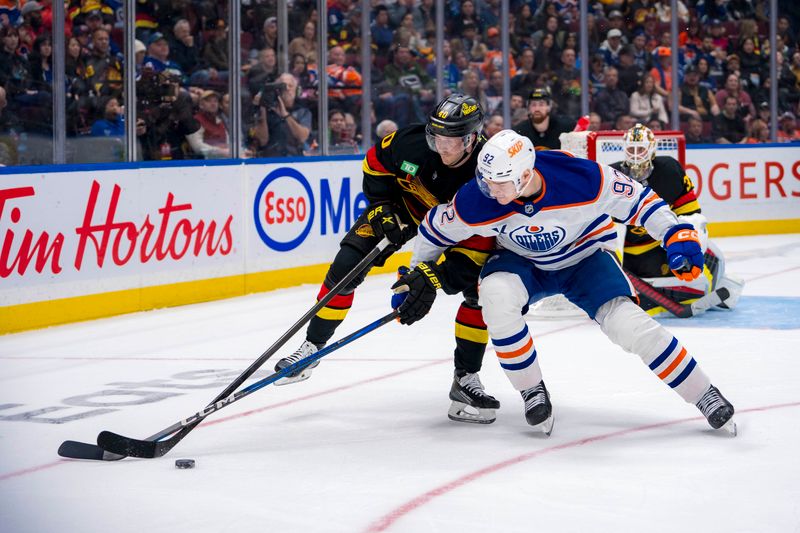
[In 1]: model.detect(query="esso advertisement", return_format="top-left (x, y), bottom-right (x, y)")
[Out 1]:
top-left (685, 145), bottom-right (800, 222)
top-left (250, 162), bottom-right (368, 269)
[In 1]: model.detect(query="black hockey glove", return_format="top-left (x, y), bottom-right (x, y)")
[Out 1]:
top-left (391, 262), bottom-right (442, 325)
top-left (367, 201), bottom-right (403, 245)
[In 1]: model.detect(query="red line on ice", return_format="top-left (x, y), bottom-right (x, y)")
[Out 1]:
top-left (364, 401), bottom-right (800, 532)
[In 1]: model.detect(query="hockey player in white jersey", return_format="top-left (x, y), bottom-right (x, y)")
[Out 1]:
top-left (392, 129), bottom-right (736, 436)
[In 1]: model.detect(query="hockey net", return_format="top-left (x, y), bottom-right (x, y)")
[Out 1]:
top-left (527, 129), bottom-right (686, 320)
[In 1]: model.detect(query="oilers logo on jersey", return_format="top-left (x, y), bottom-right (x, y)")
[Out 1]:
top-left (509, 225), bottom-right (566, 252)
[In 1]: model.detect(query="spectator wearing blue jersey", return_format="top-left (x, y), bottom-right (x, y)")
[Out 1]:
top-left (90, 95), bottom-right (124, 137)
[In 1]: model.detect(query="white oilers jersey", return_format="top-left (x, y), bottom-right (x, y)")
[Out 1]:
top-left (413, 150), bottom-right (680, 270)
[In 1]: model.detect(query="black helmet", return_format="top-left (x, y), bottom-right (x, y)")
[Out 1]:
top-left (425, 94), bottom-right (484, 149)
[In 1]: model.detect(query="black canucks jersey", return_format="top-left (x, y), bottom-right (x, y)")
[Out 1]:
top-left (362, 124), bottom-right (486, 225)
top-left (611, 156), bottom-right (701, 277)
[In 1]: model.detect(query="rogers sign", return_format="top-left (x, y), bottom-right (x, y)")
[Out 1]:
top-left (253, 167), bottom-right (368, 252)
top-left (0, 180), bottom-right (234, 278)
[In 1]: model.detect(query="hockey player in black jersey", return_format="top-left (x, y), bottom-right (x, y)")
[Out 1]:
top-left (273, 94), bottom-right (500, 423)
top-left (612, 124), bottom-right (744, 316)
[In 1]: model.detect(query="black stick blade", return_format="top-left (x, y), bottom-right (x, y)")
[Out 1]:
top-left (97, 431), bottom-right (158, 458)
top-left (58, 440), bottom-right (126, 461)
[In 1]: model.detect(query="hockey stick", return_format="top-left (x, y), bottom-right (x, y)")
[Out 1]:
top-left (624, 268), bottom-right (729, 318)
top-left (95, 310), bottom-right (398, 459)
top-left (58, 237), bottom-right (392, 461)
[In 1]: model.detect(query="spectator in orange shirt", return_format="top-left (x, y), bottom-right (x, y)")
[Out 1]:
top-left (777, 112), bottom-right (800, 142)
top-left (650, 46), bottom-right (673, 98)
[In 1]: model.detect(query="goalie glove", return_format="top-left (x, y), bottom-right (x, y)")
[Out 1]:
top-left (663, 224), bottom-right (704, 281)
top-left (367, 201), bottom-right (404, 245)
top-left (391, 263), bottom-right (442, 325)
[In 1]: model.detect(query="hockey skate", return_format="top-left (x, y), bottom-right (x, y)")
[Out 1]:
top-left (696, 384), bottom-right (737, 436)
top-left (274, 340), bottom-right (322, 386)
top-left (448, 371), bottom-right (500, 424)
top-left (521, 381), bottom-right (554, 436)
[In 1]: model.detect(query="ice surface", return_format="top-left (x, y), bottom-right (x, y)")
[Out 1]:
top-left (1, 234), bottom-right (799, 533)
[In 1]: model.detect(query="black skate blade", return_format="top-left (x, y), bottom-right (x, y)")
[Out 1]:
top-left (58, 440), bottom-right (126, 461)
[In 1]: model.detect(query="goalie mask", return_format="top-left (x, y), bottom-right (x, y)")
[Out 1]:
top-left (425, 93), bottom-right (483, 161)
top-left (623, 123), bottom-right (656, 181)
top-left (476, 129), bottom-right (535, 200)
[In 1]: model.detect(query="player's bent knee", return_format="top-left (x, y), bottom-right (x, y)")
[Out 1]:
top-left (596, 296), bottom-right (669, 354)
top-left (479, 272), bottom-right (528, 327)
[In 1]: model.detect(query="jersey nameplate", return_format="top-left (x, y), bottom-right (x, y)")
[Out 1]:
top-left (400, 160), bottom-right (419, 176)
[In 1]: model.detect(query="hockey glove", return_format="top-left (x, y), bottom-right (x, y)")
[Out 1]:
top-left (367, 202), bottom-right (403, 245)
top-left (391, 263), bottom-right (442, 325)
top-left (663, 224), bottom-right (704, 281)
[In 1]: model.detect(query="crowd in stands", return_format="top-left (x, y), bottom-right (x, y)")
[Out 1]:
top-left (1, 0), bottom-right (799, 166)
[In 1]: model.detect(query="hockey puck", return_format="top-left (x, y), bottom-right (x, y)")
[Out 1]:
top-left (175, 459), bottom-right (195, 469)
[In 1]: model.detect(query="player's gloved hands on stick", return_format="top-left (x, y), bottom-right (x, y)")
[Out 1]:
top-left (391, 263), bottom-right (442, 325)
top-left (663, 223), bottom-right (704, 281)
top-left (367, 201), bottom-right (403, 245)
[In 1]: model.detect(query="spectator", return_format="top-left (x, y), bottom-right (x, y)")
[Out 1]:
top-left (744, 118), bottom-right (770, 144)
top-left (655, 0), bottom-right (689, 25)
top-left (777, 112), bottom-right (800, 142)
top-left (343, 112), bottom-right (361, 146)
top-left (553, 47), bottom-right (582, 121)
top-left (253, 16), bottom-right (278, 56)
top-left (193, 90), bottom-right (230, 158)
top-left (531, 16), bottom-right (562, 50)
top-left (253, 72), bottom-right (311, 157)
top-left (588, 53), bottom-right (606, 97)
top-left (335, 8), bottom-right (361, 52)
top-left (288, 20), bottom-right (317, 65)
top-left (617, 45), bottom-right (644, 96)
top-left (17, 1), bottom-right (46, 56)
top-left (201, 19), bottom-right (228, 83)
top-left (715, 73), bottom-right (755, 122)
top-left (630, 72), bottom-right (668, 125)
top-left (328, 109), bottom-right (358, 154)
top-left (371, 6), bottom-right (394, 55)
top-left (534, 32), bottom-right (560, 76)
top-left (593, 66), bottom-right (630, 123)
top-left (485, 69), bottom-right (504, 114)
top-left (375, 119), bottom-right (398, 139)
top-left (327, 45), bottom-right (362, 115)
top-left (247, 47), bottom-right (278, 97)
top-left (685, 115), bottom-right (713, 144)
top-left (450, 0), bottom-right (483, 37)
top-left (587, 111), bottom-right (602, 132)
top-left (90, 95), bottom-right (124, 137)
top-left (383, 44), bottom-right (434, 121)
top-left (169, 19), bottom-right (200, 79)
top-left (28, 35), bottom-right (53, 92)
top-left (427, 39), bottom-right (461, 93)
top-left (483, 113), bottom-right (504, 138)
top-left (457, 69), bottom-right (488, 121)
top-left (85, 28), bottom-right (124, 96)
top-left (712, 95), bottom-right (747, 143)
top-left (629, 31), bottom-right (651, 72)
top-left (482, 26), bottom-right (517, 79)
top-left (512, 87), bottom-right (574, 149)
top-left (695, 56), bottom-right (718, 92)
top-left (599, 29), bottom-right (624, 68)
top-left (290, 53), bottom-right (318, 107)
top-left (142, 32), bottom-right (182, 78)
top-left (650, 46), bottom-right (673, 98)
top-left (680, 64), bottom-right (719, 122)
top-left (614, 113), bottom-right (636, 131)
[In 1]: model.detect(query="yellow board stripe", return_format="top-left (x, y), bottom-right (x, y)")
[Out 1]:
top-left (708, 219), bottom-right (800, 236)
top-left (0, 252), bottom-right (413, 335)
top-left (315, 306), bottom-right (350, 321)
top-left (455, 323), bottom-right (489, 344)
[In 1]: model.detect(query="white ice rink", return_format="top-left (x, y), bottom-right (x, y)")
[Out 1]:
top-left (2, 234), bottom-right (800, 533)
